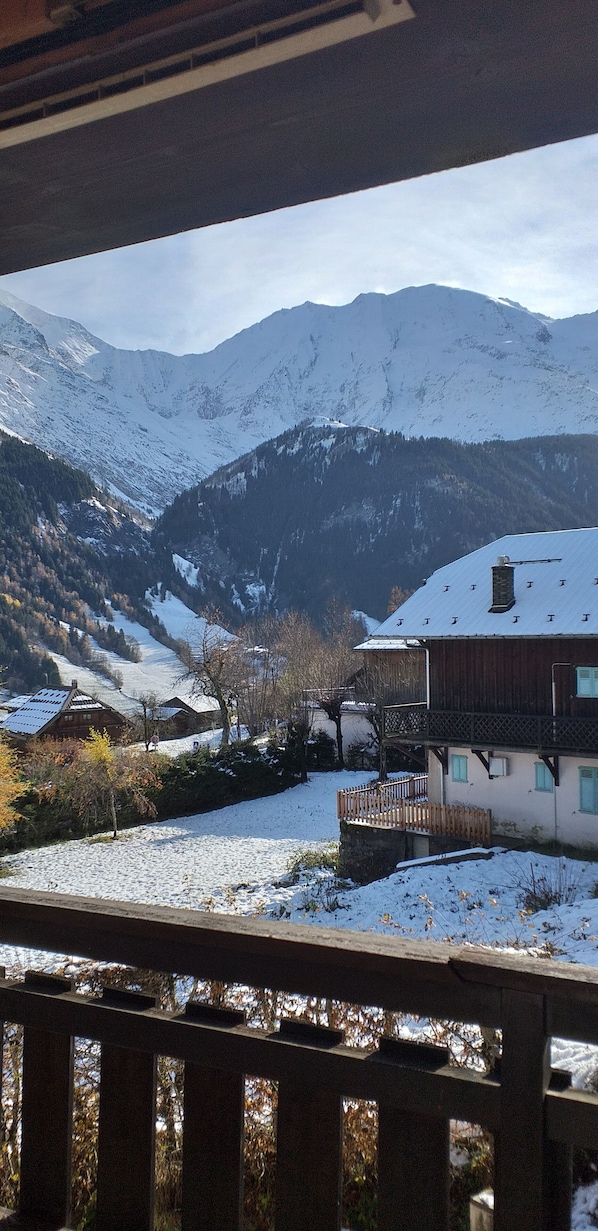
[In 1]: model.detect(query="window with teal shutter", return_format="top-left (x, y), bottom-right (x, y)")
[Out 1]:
top-left (535, 762), bottom-right (553, 793)
top-left (576, 667), bottom-right (598, 697)
top-left (451, 754), bottom-right (468, 783)
top-left (580, 767), bottom-right (598, 813)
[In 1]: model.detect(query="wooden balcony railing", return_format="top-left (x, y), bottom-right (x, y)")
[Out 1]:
top-left (0, 886), bottom-right (597, 1229)
top-left (337, 774), bottom-right (428, 821)
top-left (383, 703), bottom-right (598, 755)
top-left (337, 782), bottom-right (491, 844)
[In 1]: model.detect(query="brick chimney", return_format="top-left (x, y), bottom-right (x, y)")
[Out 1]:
top-left (489, 556), bottom-right (515, 613)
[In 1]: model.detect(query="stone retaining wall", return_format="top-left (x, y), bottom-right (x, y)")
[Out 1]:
top-left (338, 820), bottom-right (473, 884)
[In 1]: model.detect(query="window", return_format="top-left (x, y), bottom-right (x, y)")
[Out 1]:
top-left (451, 754), bottom-right (468, 783)
top-left (580, 767), bottom-right (598, 813)
top-left (535, 761), bottom-right (553, 793)
top-left (576, 667), bottom-right (598, 697)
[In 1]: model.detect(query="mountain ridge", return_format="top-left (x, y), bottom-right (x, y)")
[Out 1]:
top-left (153, 425), bottom-right (598, 623)
top-left (5, 283), bottom-right (598, 509)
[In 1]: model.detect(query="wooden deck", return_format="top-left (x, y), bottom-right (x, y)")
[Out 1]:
top-left (337, 776), bottom-right (492, 845)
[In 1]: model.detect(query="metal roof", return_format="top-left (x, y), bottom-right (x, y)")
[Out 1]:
top-left (369, 528), bottom-right (598, 642)
top-left (354, 637), bottom-right (421, 651)
top-left (67, 693), bottom-right (106, 713)
top-left (1, 687), bottom-right (72, 735)
top-left (1, 687), bottom-right (110, 735)
top-left (2, 693), bottom-right (33, 712)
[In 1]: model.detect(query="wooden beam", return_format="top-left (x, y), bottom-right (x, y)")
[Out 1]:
top-left (96, 988), bottom-right (158, 1231)
top-left (2, 1), bottom-right (598, 272)
top-left (429, 746), bottom-right (448, 774)
top-left (0, 978), bottom-right (502, 1127)
top-left (0, 886), bottom-right (503, 1024)
top-left (181, 1001), bottom-right (247, 1231)
top-left (540, 754), bottom-right (560, 787)
top-left (19, 974), bottom-right (74, 1228)
top-left (494, 989), bottom-right (550, 1231)
top-left (472, 749), bottom-right (491, 775)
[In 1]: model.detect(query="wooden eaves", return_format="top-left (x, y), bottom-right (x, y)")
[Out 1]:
top-left (1, 0), bottom-right (598, 274)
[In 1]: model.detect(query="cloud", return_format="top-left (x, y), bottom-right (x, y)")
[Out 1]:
top-left (2, 133), bottom-right (598, 353)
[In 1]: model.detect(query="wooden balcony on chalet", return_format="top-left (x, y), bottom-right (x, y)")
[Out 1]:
top-left (383, 703), bottom-right (598, 757)
top-left (0, 887), bottom-right (595, 1230)
top-left (337, 776), bottom-right (492, 846)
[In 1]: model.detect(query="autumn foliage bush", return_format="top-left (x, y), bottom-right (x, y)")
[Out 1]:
top-left (0, 737), bottom-right (302, 856)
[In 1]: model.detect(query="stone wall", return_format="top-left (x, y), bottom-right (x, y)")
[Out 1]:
top-left (338, 820), bottom-right (474, 884)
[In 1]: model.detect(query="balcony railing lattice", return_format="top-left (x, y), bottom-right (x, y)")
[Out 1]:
top-left (383, 704), bottom-right (598, 754)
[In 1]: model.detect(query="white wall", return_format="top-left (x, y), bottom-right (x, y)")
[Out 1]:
top-left (428, 748), bottom-right (598, 849)
top-left (311, 706), bottom-right (373, 751)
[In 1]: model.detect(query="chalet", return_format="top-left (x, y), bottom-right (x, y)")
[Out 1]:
top-left (160, 697), bottom-right (219, 735)
top-left (363, 528), bottom-right (598, 849)
top-left (0, 681), bottom-right (126, 746)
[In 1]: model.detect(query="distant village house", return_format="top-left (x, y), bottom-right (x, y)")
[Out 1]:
top-left (0, 681), bottom-right (126, 746)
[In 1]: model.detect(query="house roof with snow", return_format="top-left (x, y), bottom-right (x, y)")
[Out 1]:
top-left (366, 528), bottom-right (598, 641)
top-left (1, 685), bottom-right (119, 737)
top-left (2, 693), bottom-right (33, 712)
top-left (354, 636), bottom-right (422, 652)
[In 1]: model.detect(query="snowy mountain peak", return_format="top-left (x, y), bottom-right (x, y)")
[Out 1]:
top-left (2, 282), bottom-right (598, 511)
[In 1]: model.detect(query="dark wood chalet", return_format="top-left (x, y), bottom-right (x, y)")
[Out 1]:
top-left (363, 529), bottom-right (598, 847)
top-left (1, 681), bottom-right (126, 746)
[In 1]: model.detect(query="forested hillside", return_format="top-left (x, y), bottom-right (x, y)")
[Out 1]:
top-left (0, 435), bottom-right (161, 691)
top-left (154, 428), bottom-right (598, 623)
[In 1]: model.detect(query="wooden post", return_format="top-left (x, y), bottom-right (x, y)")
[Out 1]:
top-left (494, 989), bottom-right (549, 1231)
top-left (20, 973), bottom-right (74, 1228)
top-left (377, 1037), bottom-right (450, 1231)
top-left (181, 1002), bottom-right (246, 1231)
top-left (544, 1070), bottom-right (572, 1231)
top-left (274, 1020), bottom-right (343, 1231)
top-left (96, 988), bottom-right (157, 1231)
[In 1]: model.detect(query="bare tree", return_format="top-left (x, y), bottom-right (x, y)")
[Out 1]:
top-left (234, 614), bottom-right (285, 737)
top-left (134, 692), bottom-right (162, 752)
top-left (181, 611), bottom-right (242, 747)
top-left (359, 657), bottom-right (398, 782)
top-left (312, 604), bottom-right (365, 769)
top-left (272, 612), bottom-right (323, 781)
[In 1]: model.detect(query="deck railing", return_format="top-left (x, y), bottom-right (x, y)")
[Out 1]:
top-left (0, 886), bottom-right (596, 1229)
top-left (337, 774), bottom-right (428, 821)
top-left (337, 790), bottom-right (492, 844)
top-left (383, 703), bottom-right (598, 755)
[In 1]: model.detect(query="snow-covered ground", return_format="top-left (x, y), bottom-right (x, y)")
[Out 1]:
top-left (3, 769), bottom-right (598, 1224)
top-left (144, 589), bottom-right (234, 648)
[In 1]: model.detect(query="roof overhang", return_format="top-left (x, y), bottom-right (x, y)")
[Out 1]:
top-left (2, 0), bottom-right (598, 272)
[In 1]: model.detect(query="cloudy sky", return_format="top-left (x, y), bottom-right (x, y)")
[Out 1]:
top-left (2, 132), bottom-right (598, 355)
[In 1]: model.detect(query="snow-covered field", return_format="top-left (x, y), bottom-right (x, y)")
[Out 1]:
top-left (3, 769), bottom-right (598, 1225)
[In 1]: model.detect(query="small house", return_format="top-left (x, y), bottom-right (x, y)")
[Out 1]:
top-left (1, 680), bottom-right (126, 746)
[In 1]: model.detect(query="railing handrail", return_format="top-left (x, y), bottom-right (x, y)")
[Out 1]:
top-left (383, 704), bottom-right (598, 753)
top-left (337, 773), bottom-right (427, 801)
top-left (0, 885), bottom-right (597, 1033)
top-left (1, 888), bottom-right (598, 1231)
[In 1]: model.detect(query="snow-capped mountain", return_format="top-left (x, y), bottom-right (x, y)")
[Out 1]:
top-left (3, 283), bottom-right (598, 511)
